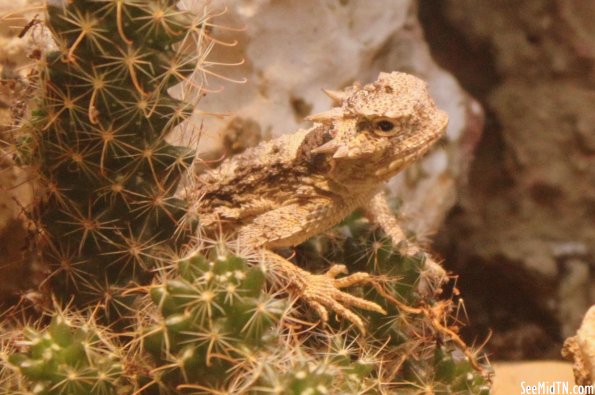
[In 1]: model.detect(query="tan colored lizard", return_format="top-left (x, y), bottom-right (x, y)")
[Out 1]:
top-left (192, 71), bottom-right (449, 332)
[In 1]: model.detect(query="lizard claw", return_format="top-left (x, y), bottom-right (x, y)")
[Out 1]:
top-left (300, 264), bottom-right (386, 333)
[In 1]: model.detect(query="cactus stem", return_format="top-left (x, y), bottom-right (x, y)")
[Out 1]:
top-left (45, 178), bottom-right (70, 207)
top-left (40, 243), bottom-right (88, 290)
top-left (104, 227), bottom-right (164, 271)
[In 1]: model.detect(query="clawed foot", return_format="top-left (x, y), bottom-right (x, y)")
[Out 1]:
top-left (298, 264), bottom-right (386, 333)
top-left (397, 242), bottom-right (448, 297)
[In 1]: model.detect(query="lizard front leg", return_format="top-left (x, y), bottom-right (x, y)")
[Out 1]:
top-left (236, 201), bottom-right (386, 333)
top-left (363, 191), bottom-right (448, 296)
top-left (259, 250), bottom-right (385, 333)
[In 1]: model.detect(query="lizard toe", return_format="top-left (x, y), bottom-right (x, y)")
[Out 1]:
top-left (325, 264), bottom-right (348, 278)
top-left (326, 298), bottom-right (366, 334)
top-left (333, 272), bottom-right (372, 289)
top-left (301, 269), bottom-right (386, 333)
top-left (332, 289), bottom-right (386, 315)
top-left (308, 300), bottom-right (329, 323)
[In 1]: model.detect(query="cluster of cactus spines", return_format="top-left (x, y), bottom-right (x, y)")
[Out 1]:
top-left (2, 310), bottom-right (128, 395)
top-left (140, 238), bottom-right (491, 393)
top-left (297, 212), bottom-right (493, 393)
top-left (17, 0), bottom-right (220, 310)
top-left (248, 349), bottom-right (376, 394)
top-left (136, 247), bottom-right (288, 391)
top-left (128, 235), bottom-right (489, 393)
top-left (0, 324), bottom-right (21, 393)
top-left (126, 246), bottom-right (387, 393)
top-left (1, 222), bottom-right (492, 394)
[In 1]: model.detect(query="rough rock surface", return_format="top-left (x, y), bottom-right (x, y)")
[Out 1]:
top-left (0, 0), bottom-right (41, 306)
top-left (420, 0), bottom-right (595, 359)
top-left (563, 305), bottom-right (595, 386)
top-left (0, 0), bottom-right (36, 79)
top-left (189, 0), bottom-right (483, 241)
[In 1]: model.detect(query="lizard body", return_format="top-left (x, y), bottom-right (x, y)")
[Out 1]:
top-left (192, 72), bottom-right (448, 332)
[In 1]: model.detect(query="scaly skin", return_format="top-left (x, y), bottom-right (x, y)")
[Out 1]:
top-left (192, 72), bottom-right (449, 332)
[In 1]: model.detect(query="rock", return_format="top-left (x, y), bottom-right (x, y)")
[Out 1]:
top-left (424, 0), bottom-right (595, 358)
top-left (0, 0), bottom-right (43, 306)
top-left (562, 305), bottom-right (595, 386)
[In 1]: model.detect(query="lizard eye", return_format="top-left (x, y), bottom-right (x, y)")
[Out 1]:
top-left (372, 118), bottom-right (399, 137)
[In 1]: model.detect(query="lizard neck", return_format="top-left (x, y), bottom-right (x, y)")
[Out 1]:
top-left (327, 155), bottom-right (404, 189)
top-left (327, 173), bottom-right (384, 201)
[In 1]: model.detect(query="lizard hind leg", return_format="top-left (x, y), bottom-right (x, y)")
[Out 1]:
top-left (261, 250), bottom-right (386, 333)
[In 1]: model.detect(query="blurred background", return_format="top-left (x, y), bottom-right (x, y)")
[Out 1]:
top-left (1, 0), bottom-right (593, 389)
top-left (421, 1), bottom-right (595, 361)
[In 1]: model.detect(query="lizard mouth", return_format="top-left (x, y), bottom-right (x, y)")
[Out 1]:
top-left (412, 110), bottom-right (448, 156)
top-left (428, 111), bottom-right (448, 144)
top-left (373, 110), bottom-right (449, 178)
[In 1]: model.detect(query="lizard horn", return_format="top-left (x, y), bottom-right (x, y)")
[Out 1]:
top-left (332, 145), bottom-right (349, 158)
top-left (310, 138), bottom-right (340, 154)
top-left (322, 88), bottom-right (347, 104)
top-left (305, 107), bottom-right (344, 123)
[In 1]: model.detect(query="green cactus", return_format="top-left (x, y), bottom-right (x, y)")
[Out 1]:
top-left (138, 248), bottom-right (287, 391)
top-left (295, 211), bottom-right (493, 393)
top-left (1, 219), bottom-right (492, 394)
top-left (133, 247), bottom-right (387, 393)
top-left (250, 342), bottom-right (379, 394)
top-left (5, 312), bottom-right (127, 395)
top-left (131, 229), bottom-right (492, 393)
top-left (19, 0), bottom-right (207, 311)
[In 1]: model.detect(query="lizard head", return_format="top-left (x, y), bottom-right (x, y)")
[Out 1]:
top-left (307, 72), bottom-right (448, 182)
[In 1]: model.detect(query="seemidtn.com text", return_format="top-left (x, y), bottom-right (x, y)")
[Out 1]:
top-left (521, 381), bottom-right (594, 395)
